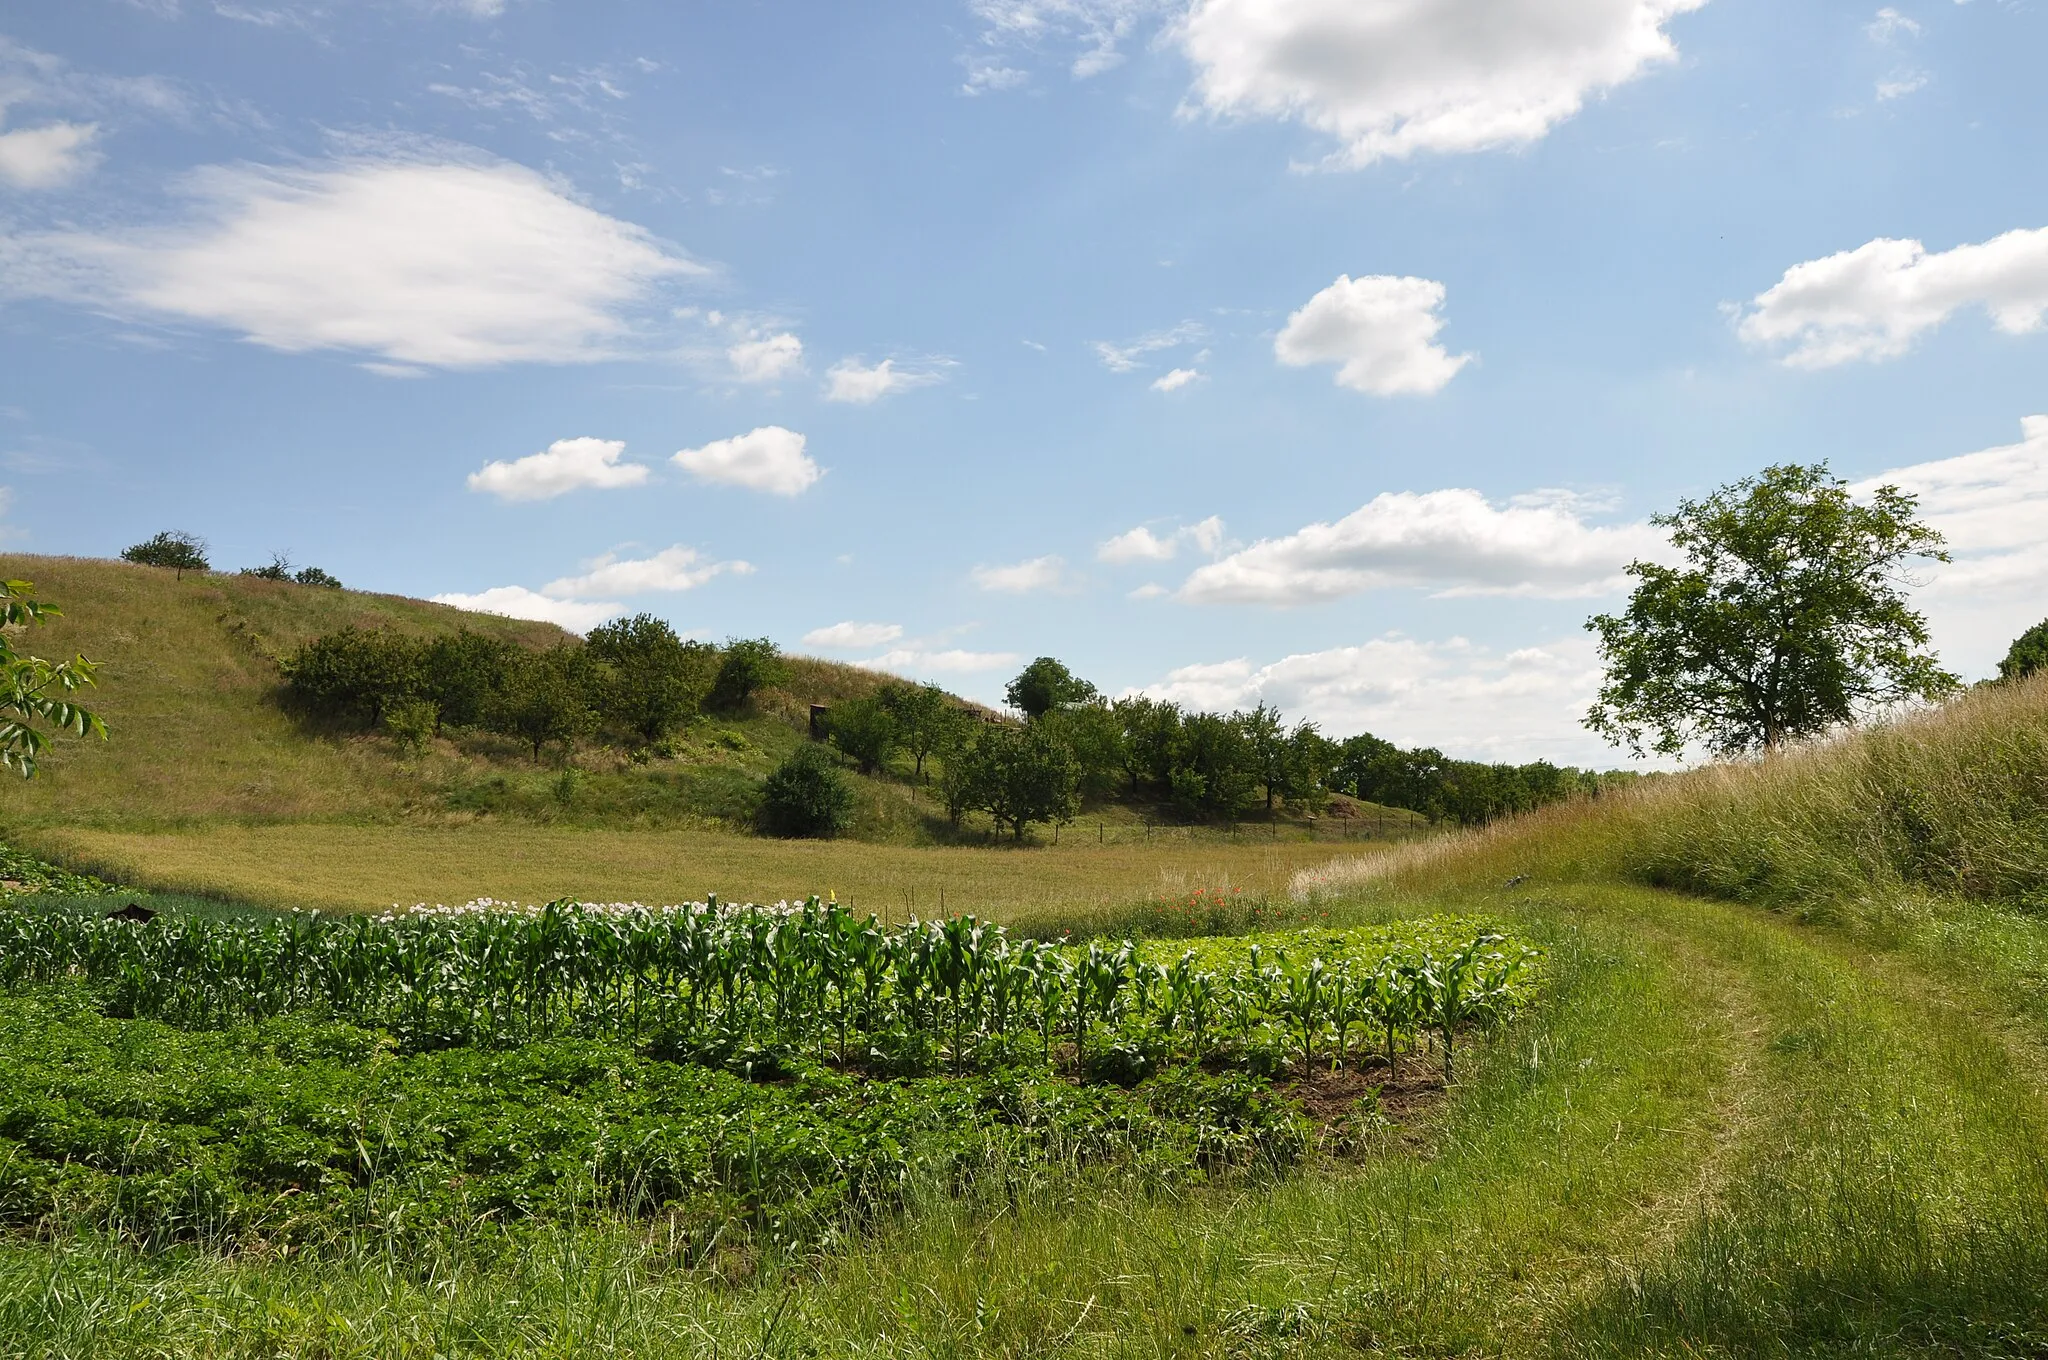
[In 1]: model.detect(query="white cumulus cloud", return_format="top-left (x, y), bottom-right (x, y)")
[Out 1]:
top-left (727, 331), bottom-right (804, 382)
top-left (859, 647), bottom-right (1022, 676)
top-left (0, 121), bottom-right (100, 189)
top-left (1738, 227), bottom-right (2048, 368)
top-left (542, 544), bottom-right (751, 600)
top-left (1098, 516), bottom-right (1226, 563)
top-left (1180, 488), bottom-right (1665, 605)
top-left (429, 586), bottom-right (624, 633)
top-left (1275, 274), bottom-right (1470, 396)
top-left (824, 357), bottom-right (945, 403)
top-left (1852, 415), bottom-right (2048, 676)
top-left (434, 542), bottom-right (749, 633)
top-left (0, 147), bottom-right (701, 368)
top-left (1132, 632), bottom-right (1616, 764)
top-left (1173, 0), bottom-right (1705, 167)
top-left (1151, 367), bottom-right (1201, 392)
top-left (803, 620), bottom-right (905, 649)
top-left (466, 436), bottom-right (649, 502)
top-left (672, 426), bottom-right (821, 496)
top-left (972, 555), bottom-right (1074, 594)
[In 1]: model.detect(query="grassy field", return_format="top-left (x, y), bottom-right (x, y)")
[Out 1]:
top-left (7, 578), bottom-right (2048, 1354)
top-left (24, 820), bottom-right (1367, 918)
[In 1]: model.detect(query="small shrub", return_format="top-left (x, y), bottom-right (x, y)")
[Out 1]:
top-left (758, 744), bottom-right (854, 838)
top-left (384, 698), bottom-right (439, 757)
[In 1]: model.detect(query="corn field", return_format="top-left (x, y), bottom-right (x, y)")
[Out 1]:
top-left (0, 899), bottom-right (1535, 1077)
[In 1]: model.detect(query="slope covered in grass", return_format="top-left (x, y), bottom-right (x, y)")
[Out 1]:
top-left (0, 554), bottom-right (915, 835)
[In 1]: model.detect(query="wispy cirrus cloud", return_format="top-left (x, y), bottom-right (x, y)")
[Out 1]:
top-left (802, 620), bottom-right (905, 649)
top-left (1092, 321), bottom-right (1204, 373)
top-left (972, 554), bottom-right (1077, 594)
top-left (0, 145), bottom-right (703, 369)
top-left (1098, 516), bottom-right (1226, 563)
top-left (824, 357), bottom-right (948, 403)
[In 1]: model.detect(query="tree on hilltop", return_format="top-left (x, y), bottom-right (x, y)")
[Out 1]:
top-left (122, 531), bottom-right (209, 579)
top-left (1004, 656), bottom-right (1096, 720)
top-left (1998, 619), bottom-right (2048, 683)
top-left (1586, 462), bottom-right (1957, 759)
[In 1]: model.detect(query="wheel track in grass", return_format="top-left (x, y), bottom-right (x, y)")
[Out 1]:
top-left (1545, 887), bottom-right (2048, 1358)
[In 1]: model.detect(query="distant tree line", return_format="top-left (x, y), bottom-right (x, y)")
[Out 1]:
top-left (280, 616), bottom-right (788, 760)
top-left (815, 655), bottom-right (1621, 842)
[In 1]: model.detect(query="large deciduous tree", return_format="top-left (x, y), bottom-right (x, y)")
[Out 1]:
top-left (1586, 463), bottom-right (1956, 758)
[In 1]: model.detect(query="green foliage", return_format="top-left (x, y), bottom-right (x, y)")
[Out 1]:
top-left (710, 637), bottom-right (789, 714)
top-left (120, 531), bottom-right (209, 578)
top-left (1329, 733), bottom-right (1608, 826)
top-left (826, 694), bottom-right (900, 774)
top-left (0, 841), bottom-right (117, 896)
top-left (0, 900), bottom-right (1533, 1082)
top-left (488, 646), bottom-right (595, 762)
top-left (758, 743), bottom-right (854, 838)
top-left (239, 554), bottom-right (340, 589)
top-left (280, 626), bottom-right (422, 728)
top-left (417, 630), bottom-right (515, 731)
top-left (1999, 618), bottom-right (2048, 682)
top-left (957, 722), bottom-right (1080, 840)
top-left (0, 986), bottom-right (1307, 1252)
top-left (0, 580), bottom-right (107, 778)
top-left (1587, 463), bottom-right (1957, 757)
top-left (1039, 700), bottom-right (1125, 801)
top-left (585, 614), bottom-right (716, 745)
top-left (879, 682), bottom-right (969, 782)
top-left (383, 698), bottom-right (438, 757)
top-left (1005, 656), bottom-right (1098, 720)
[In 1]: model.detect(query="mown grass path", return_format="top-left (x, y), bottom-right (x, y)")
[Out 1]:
top-left (3, 884), bottom-right (2047, 1357)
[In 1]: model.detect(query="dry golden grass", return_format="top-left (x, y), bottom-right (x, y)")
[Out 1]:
top-left (29, 821), bottom-right (1371, 916)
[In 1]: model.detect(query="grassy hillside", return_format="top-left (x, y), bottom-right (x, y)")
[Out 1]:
top-left (0, 554), bottom-right (915, 835)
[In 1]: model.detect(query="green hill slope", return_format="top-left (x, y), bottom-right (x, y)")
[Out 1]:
top-left (0, 554), bottom-right (910, 835)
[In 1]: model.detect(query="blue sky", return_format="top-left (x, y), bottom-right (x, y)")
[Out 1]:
top-left (2, 0), bottom-right (2045, 765)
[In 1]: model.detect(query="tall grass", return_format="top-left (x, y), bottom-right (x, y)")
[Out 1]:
top-left (1296, 672), bottom-right (2048, 919)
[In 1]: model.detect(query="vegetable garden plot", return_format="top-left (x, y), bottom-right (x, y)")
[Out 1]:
top-left (0, 899), bottom-right (1537, 1079)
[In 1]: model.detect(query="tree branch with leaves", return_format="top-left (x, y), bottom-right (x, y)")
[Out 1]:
top-left (0, 580), bottom-right (107, 777)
